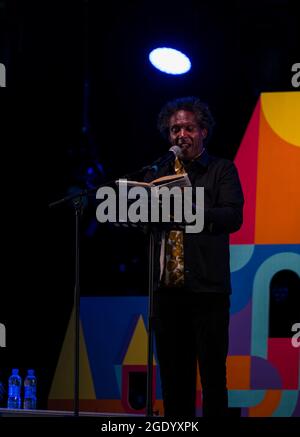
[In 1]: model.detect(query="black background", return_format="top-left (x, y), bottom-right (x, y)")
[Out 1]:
top-left (0, 0), bottom-right (299, 409)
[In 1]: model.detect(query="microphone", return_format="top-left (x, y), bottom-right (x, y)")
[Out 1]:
top-left (149, 145), bottom-right (182, 174)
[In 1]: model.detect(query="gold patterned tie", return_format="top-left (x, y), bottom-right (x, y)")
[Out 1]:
top-left (163, 157), bottom-right (185, 287)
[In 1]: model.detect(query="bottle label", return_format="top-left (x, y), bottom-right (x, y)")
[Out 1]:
top-left (8, 385), bottom-right (20, 397)
top-left (25, 386), bottom-right (36, 397)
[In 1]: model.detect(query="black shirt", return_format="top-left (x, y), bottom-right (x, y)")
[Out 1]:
top-left (148, 149), bottom-right (244, 294)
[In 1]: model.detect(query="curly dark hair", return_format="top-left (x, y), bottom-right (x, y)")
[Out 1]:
top-left (157, 96), bottom-right (215, 142)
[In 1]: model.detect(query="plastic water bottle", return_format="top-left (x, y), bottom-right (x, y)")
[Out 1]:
top-left (7, 368), bottom-right (22, 409)
top-left (23, 369), bottom-right (37, 409)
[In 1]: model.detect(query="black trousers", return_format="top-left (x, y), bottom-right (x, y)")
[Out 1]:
top-left (154, 289), bottom-right (230, 417)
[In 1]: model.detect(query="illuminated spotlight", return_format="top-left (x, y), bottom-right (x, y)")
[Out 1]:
top-left (149, 47), bottom-right (191, 75)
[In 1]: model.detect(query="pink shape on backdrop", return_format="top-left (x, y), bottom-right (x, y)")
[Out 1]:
top-left (231, 99), bottom-right (260, 245)
top-left (268, 338), bottom-right (300, 389)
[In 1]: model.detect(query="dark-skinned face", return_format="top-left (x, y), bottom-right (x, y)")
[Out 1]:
top-left (169, 110), bottom-right (207, 161)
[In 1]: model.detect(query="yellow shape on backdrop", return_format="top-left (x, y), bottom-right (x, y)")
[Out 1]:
top-left (123, 315), bottom-right (156, 366)
top-left (261, 92), bottom-right (300, 147)
top-left (49, 308), bottom-right (96, 400)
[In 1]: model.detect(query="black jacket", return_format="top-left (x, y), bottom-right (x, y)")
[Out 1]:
top-left (146, 149), bottom-right (244, 294)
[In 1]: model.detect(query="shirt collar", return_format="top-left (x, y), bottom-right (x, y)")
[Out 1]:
top-left (182, 148), bottom-right (210, 168)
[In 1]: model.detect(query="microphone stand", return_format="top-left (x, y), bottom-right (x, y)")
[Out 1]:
top-left (49, 189), bottom-right (89, 417)
top-left (146, 229), bottom-right (155, 416)
top-left (48, 165), bottom-right (150, 417)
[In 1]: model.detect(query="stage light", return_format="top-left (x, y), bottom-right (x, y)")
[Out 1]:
top-left (149, 47), bottom-right (191, 75)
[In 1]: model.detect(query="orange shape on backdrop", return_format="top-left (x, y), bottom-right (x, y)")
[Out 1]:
top-left (227, 356), bottom-right (251, 389)
top-left (197, 356), bottom-right (251, 390)
top-left (248, 390), bottom-right (281, 417)
top-left (255, 98), bottom-right (300, 244)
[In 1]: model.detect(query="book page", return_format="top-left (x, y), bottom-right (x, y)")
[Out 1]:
top-left (116, 173), bottom-right (191, 189)
top-left (116, 179), bottom-right (151, 188)
top-left (152, 173), bottom-right (189, 186)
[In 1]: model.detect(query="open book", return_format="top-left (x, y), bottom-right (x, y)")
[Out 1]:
top-left (116, 173), bottom-right (191, 190)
